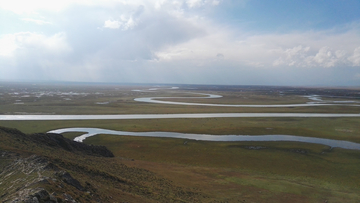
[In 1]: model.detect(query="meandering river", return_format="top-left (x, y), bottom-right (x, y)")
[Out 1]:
top-left (134, 88), bottom-right (360, 107)
top-left (2, 87), bottom-right (360, 150)
top-left (48, 127), bottom-right (360, 150)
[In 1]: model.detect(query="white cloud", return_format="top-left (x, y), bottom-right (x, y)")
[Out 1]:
top-left (0, 0), bottom-right (75, 13)
top-left (0, 32), bottom-right (72, 81)
top-left (212, 0), bottom-right (220, 6)
top-left (21, 18), bottom-right (52, 25)
top-left (154, 26), bottom-right (360, 69)
top-left (4, 1), bottom-right (358, 71)
top-left (312, 47), bottom-right (337, 67)
top-left (120, 17), bottom-right (137, 30)
top-left (348, 47), bottom-right (360, 66)
top-left (103, 16), bottom-right (137, 30)
top-left (0, 0), bottom-right (222, 14)
top-left (272, 45), bottom-right (310, 66)
top-left (185, 0), bottom-right (222, 8)
top-left (103, 4), bottom-right (144, 30)
top-left (273, 45), bottom-right (360, 68)
top-left (0, 0), bottom-right (122, 14)
top-left (186, 0), bottom-right (203, 8)
top-left (104, 20), bottom-right (122, 29)
top-left (0, 35), bottom-right (18, 57)
top-left (0, 0), bottom-right (359, 85)
top-left (0, 32), bottom-right (71, 57)
top-left (273, 46), bottom-right (347, 68)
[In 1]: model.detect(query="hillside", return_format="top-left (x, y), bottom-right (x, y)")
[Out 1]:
top-left (0, 126), bottom-right (203, 202)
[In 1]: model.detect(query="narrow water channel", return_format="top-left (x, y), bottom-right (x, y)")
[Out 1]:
top-left (48, 127), bottom-right (360, 150)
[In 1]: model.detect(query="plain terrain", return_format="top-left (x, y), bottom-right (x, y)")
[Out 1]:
top-left (1, 82), bottom-right (360, 202)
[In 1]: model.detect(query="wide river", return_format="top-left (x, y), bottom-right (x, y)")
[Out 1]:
top-left (1, 113), bottom-right (360, 120)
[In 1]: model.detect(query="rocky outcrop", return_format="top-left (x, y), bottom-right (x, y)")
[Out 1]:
top-left (22, 188), bottom-right (59, 203)
top-left (29, 132), bottom-right (114, 157)
top-left (0, 126), bottom-right (203, 202)
top-left (55, 171), bottom-right (84, 191)
top-left (0, 127), bottom-right (110, 202)
top-left (0, 126), bottom-right (114, 157)
top-left (0, 152), bottom-right (80, 203)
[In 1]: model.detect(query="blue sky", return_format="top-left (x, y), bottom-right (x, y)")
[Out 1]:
top-left (220, 0), bottom-right (360, 31)
top-left (0, 0), bottom-right (360, 86)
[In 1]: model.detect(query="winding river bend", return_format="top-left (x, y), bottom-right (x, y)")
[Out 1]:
top-left (2, 87), bottom-right (360, 121)
top-left (134, 88), bottom-right (360, 107)
top-left (48, 127), bottom-right (360, 150)
top-left (3, 87), bottom-right (360, 150)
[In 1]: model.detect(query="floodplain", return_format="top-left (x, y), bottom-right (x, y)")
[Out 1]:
top-left (1, 81), bottom-right (360, 202)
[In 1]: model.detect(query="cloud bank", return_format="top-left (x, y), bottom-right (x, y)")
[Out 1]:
top-left (0, 0), bottom-right (360, 85)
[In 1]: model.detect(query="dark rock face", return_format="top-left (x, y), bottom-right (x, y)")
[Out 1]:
top-left (29, 133), bottom-right (115, 157)
top-left (25, 188), bottom-right (59, 203)
top-left (0, 126), bottom-right (23, 136)
top-left (23, 188), bottom-right (74, 203)
top-left (0, 126), bottom-right (114, 157)
top-left (56, 171), bottom-right (84, 191)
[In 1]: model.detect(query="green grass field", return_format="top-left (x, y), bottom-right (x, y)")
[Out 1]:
top-left (1, 83), bottom-right (360, 202)
top-left (86, 134), bottom-right (360, 202)
top-left (1, 117), bottom-right (360, 202)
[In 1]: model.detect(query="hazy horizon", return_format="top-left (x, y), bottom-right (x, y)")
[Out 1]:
top-left (2, 79), bottom-right (360, 88)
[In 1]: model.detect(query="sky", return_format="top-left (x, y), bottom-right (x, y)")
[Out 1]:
top-left (0, 0), bottom-right (360, 86)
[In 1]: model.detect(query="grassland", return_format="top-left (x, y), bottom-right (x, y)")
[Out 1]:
top-left (1, 117), bottom-right (360, 202)
top-left (1, 82), bottom-right (359, 114)
top-left (86, 135), bottom-right (360, 202)
top-left (1, 82), bottom-right (360, 202)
